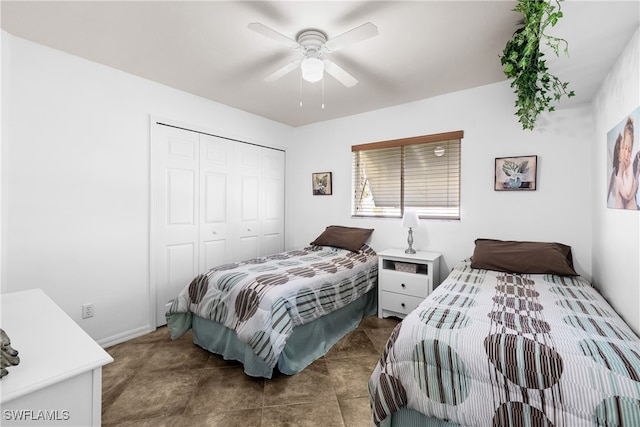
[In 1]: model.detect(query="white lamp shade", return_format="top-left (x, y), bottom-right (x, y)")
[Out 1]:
top-left (402, 210), bottom-right (419, 228)
top-left (301, 57), bottom-right (324, 82)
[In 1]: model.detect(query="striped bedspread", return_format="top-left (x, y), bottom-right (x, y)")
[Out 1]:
top-left (369, 258), bottom-right (640, 426)
top-left (166, 245), bottom-right (378, 369)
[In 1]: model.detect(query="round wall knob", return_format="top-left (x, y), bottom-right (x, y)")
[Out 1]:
top-left (401, 303), bottom-right (405, 308)
top-left (401, 283), bottom-right (406, 288)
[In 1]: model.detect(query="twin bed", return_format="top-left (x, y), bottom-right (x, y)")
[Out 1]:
top-left (166, 225), bottom-right (378, 378)
top-left (166, 230), bottom-right (640, 426)
top-left (369, 239), bottom-right (640, 426)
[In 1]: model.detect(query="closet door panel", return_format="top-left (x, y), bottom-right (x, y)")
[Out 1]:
top-left (167, 169), bottom-right (195, 226)
top-left (261, 148), bottom-right (283, 178)
top-left (152, 126), bottom-right (199, 326)
top-left (260, 149), bottom-right (285, 255)
top-left (200, 171), bottom-right (229, 271)
top-left (200, 135), bottom-right (232, 271)
top-left (201, 240), bottom-right (227, 272)
top-left (235, 144), bottom-right (260, 260)
top-left (237, 236), bottom-right (259, 262)
top-left (237, 174), bottom-right (260, 260)
top-left (261, 177), bottom-right (283, 253)
top-left (165, 243), bottom-right (196, 295)
top-left (261, 233), bottom-right (282, 258)
top-left (240, 175), bottom-right (259, 221)
top-left (202, 172), bottom-right (226, 223)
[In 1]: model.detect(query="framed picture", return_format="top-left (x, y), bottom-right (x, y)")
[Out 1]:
top-left (494, 155), bottom-right (537, 191)
top-left (312, 172), bottom-right (332, 195)
top-left (606, 107), bottom-right (639, 209)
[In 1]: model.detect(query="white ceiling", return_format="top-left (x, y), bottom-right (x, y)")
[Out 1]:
top-left (1, 1), bottom-right (639, 127)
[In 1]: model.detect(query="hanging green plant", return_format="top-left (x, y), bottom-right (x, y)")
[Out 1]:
top-left (501, 0), bottom-right (575, 130)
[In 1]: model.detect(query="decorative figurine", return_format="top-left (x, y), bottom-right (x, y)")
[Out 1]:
top-left (1, 328), bottom-right (20, 378)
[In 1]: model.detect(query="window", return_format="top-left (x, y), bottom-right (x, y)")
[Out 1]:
top-left (352, 130), bottom-right (463, 220)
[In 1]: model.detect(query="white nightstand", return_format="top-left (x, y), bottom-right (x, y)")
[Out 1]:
top-left (377, 248), bottom-right (442, 319)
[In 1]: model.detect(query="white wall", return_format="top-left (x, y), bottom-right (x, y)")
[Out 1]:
top-left (4, 26), bottom-right (635, 345)
top-left (0, 31), bottom-right (6, 294)
top-left (592, 28), bottom-right (640, 335)
top-left (287, 81), bottom-right (593, 280)
top-left (1, 32), bottom-right (291, 346)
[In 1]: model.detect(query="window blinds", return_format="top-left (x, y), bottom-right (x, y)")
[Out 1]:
top-left (352, 131), bottom-right (463, 220)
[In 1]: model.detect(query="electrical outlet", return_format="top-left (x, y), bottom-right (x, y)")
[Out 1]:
top-left (82, 303), bottom-right (94, 319)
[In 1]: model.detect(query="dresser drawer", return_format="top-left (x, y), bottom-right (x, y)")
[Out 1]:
top-left (379, 269), bottom-right (429, 298)
top-left (379, 291), bottom-right (424, 317)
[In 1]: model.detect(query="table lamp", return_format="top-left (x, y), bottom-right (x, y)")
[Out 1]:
top-left (402, 210), bottom-right (419, 254)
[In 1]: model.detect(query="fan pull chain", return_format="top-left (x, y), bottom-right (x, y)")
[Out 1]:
top-left (299, 73), bottom-right (303, 107)
top-left (298, 72), bottom-right (326, 109)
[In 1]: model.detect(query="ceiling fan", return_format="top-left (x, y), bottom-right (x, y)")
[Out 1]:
top-left (248, 22), bottom-right (378, 88)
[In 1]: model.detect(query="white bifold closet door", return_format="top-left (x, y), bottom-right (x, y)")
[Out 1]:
top-left (151, 123), bottom-right (285, 326)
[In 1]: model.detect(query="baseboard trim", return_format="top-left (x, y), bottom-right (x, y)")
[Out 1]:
top-left (97, 325), bottom-right (154, 348)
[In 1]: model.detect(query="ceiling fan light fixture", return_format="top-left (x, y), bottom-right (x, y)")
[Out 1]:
top-left (301, 57), bottom-right (324, 83)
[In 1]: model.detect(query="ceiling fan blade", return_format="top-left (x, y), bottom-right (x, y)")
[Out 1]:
top-left (265, 59), bottom-right (302, 82)
top-left (323, 22), bottom-right (378, 52)
top-left (248, 22), bottom-right (300, 49)
top-left (323, 59), bottom-right (358, 87)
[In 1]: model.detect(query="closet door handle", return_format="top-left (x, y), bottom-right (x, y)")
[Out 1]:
top-left (401, 303), bottom-right (406, 308)
top-left (401, 283), bottom-right (406, 288)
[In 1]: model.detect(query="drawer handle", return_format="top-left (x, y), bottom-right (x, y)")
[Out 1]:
top-left (401, 283), bottom-right (406, 288)
top-left (401, 303), bottom-right (405, 308)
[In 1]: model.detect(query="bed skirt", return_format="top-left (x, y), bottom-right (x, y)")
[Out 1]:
top-left (189, 288), bottom-right (377, 378)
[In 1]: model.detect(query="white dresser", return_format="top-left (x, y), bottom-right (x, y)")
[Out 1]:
top-left (1, 289), bottom-right (113, 426)
top-left (377, 248), bottom-right (442, 319)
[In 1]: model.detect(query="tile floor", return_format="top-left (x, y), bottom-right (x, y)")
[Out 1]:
top-left (102, 315), bottom-right (400, 427)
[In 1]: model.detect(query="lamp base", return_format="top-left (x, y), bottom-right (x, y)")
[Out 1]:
top-left (405, 227), bottom-right (416, 254)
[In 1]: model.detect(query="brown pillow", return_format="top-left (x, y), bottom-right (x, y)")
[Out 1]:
top-left (470, 238), bottom-right (578, 276)
top-left (310, 226), bottom-right (374, 252)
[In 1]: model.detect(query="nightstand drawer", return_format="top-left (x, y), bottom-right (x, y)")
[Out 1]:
top-left (379, 291), bottom-right (424, 316)
top-left (379, 269), bottom-right (429, 298)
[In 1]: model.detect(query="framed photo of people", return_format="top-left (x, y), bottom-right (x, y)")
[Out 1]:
top-left (607, 107), bottom-right (639, 210)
